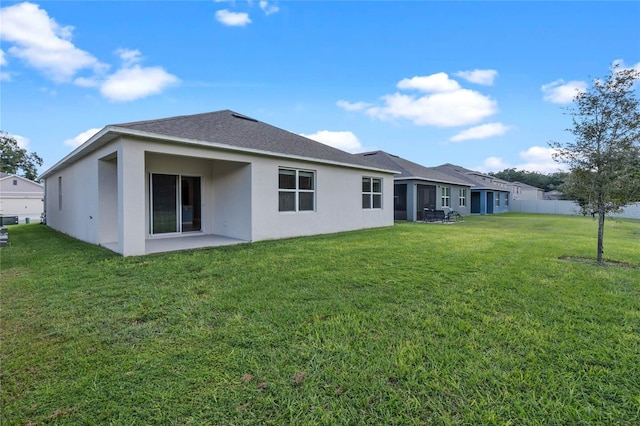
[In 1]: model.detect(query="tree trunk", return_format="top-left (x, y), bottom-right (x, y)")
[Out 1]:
top-left (597, 209), bottom-right (605, 264)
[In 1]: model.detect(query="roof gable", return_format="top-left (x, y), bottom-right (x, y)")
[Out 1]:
top-left (41, 110), bottom-right (395, 179)
top-left (511, 181), bottom-right (543, 191)
top-left (0, 174), bottom-right (44, 192)
top-left (433, 163), bottom-right (510, 191)
top-left (112, 110), bottom-right (384, 170)
top-left (356, 151), bottom-right (471, 186)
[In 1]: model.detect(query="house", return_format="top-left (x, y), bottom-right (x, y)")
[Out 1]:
top-left (431, 164), bottom-right (511, 215)
top-left (39, 110), bottom-right (397, 256)
top-left (508, 181), bottom-right (544, 200)
top-left (356, 151), bottom-right (472, 221)
top-left (543, 190), bottom-right (564, 200)
top-left (0, 173), bottom-right (44, 223)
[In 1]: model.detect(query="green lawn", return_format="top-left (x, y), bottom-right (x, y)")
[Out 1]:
top-left (2, 214), bottom-right (639, 425)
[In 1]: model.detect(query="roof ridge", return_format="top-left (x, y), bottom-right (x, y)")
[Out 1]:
top-left (112, 109), bottom-right (236, 128)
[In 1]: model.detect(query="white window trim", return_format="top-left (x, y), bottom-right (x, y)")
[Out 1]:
top-left (459, 188), bottom-right (467, 207)
top-left (278, 168), bottom-right (316, 213)
top-left (441, 186), bottom-right (450, 208)
top-left (362, 177), bottom-right (383, 209)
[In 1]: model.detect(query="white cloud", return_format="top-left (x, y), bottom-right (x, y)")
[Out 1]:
top-left (64, 128), bottom-right (101, 149)
top-left (10, 133), bottom-right (31, 150)
top-left (450, 122), bottom-right (511, 142)
top-left (300, 130), bottom-right (364, 153)
top-left (259, 1), bottom-right (279, 15)
top-left (0, 49), bottom-right (9, 81)
top-left (541, 79), bottom-right (587, 104)
top-left (73, 76), bottom-right (100, 88)
top-left (477, 156), bottom-right (510, 172)
top-left (397, 72), bottom-right (461, 93)
top-left (345, 72), bottom-right (498, 127)
top-left (100, 64), bottom-right (179, 102)
top-left (0, 4), bottom-right (179, 102)
top-left (455, 69), bottom-right (498, 86)
top-left (336, 100), bottom-right (371, 111)
top-left (516, 147), bottom-right (566, 173)
top-left (0, 2), bottom-right (106, 82)
top-left (611, 59), bottom-right (640, 73)
top-left (116, 48), bottom-right (142, 67)
top-left (366, 88), bottom-right (498, 127)
top-left (477, 146), bottom-right (567, 174)
top-left (215, 9), bottom-right (252, 26)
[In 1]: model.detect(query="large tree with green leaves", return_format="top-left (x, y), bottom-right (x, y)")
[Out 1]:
top-left (1, 132), bottom-right (43, 181)
top-left (550, 64), bottom-right (640, 264)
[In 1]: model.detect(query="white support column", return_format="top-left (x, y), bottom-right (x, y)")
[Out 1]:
top-left (117, 142), bottom-right (146, 256)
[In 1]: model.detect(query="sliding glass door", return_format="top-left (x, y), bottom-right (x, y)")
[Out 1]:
top-left (150, 174), bottom-right (201, 235)
top-left (181, 176), bottom-right (201, 232)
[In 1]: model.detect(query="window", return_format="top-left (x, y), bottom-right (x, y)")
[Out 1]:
top-left (13, 179), bottom-right (18, 186)
top-left (58, 176), bottom-right (62, 211)
top-left (496, 193), bottom-right (500, 206)
top-left (362, 177), bottom-right (382, 209)
top-left (441, 187), bottom-right (450, 207)
top-left (459, 188), bottom-right (467, 207)
top-left (505, 194), bottom-right (509, 206)
top-left (279, 168), bottom-right (315, 212)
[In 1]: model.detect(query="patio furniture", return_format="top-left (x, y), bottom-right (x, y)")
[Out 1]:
top-left (424, 209), bottom-right (446, 223)
top-left (446, 210), bottom-right (463, 222)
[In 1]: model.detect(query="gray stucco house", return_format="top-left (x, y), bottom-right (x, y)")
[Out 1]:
top-left (356, 151), bottom-right (472, 221)
top-left (508, 181), bottom-right (544, 201)
top-left (40, 110), bottom-right (396, 256)
top-left (432, 164), bottom-right (511, 215)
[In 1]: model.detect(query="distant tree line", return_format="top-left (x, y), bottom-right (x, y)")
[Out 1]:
top-left (488, 168), bottom-right (569, 193)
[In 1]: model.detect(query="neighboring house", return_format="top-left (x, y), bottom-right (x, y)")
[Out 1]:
top-left (40, 110), bottom-right (397, 256)
top-left (0, 173), bottom-right (44, 223)
top-left (431, 164), bottom-right (511, 215)
top-left (355, 151), bottom-right (473, 221)
top-left (543, 190), bottom-right (564, 200)
top-left (508, 181), bottom-right (544, 200)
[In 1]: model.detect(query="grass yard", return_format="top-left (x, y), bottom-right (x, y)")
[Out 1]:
top-left (1, 214), bottom-right (639, 425)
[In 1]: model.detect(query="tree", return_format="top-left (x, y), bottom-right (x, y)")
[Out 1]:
top-left (0, 132), bottom-right (43, 181)
top-left (489, 168), bottom-right (569, 192)
top-left (550, 64), bottom-right (640, 264)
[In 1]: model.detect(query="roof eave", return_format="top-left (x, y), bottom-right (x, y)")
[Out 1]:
top-left (39, 126), bottom-right (116, 180)
top-left (394, 176), bottom-right (474, 187)
top-left (39, 127), bottom-right (398, 179)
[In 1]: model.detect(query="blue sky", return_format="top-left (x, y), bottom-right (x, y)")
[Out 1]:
top-left (1, 1), bottom-right (639, 175)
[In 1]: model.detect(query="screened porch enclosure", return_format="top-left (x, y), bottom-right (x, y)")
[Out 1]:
top-left (416, 184), bottom-right (436, 221)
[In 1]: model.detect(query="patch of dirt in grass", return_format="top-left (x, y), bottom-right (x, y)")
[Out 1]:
top-left (0, 267), bottom-right (31, 282)
top-left (558, 256), bottom-right (638, 268)
top-left (292, 372), bottom-right (306, 386)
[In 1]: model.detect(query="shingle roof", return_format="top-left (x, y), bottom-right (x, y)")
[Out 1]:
top-left (432, 163), bottom-right (510, 191)
top-left (511, 181), bottom-right (543, 191)
top-left (111, 110), bottom-right (386, 170)
top-left (355, 151), bottom-right (471, 186)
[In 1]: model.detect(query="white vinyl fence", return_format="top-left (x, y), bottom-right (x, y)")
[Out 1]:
top-left (511, 200), bottom-right (640, 219)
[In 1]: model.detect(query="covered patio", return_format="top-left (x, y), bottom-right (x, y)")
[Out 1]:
top-left (101, 233), bottom-right (247, 255)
